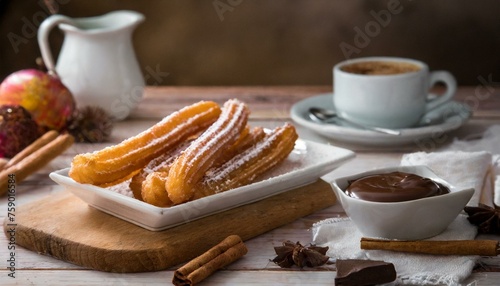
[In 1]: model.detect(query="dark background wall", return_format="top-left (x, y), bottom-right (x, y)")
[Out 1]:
top-left (1, 0), bottom-right (499, 86)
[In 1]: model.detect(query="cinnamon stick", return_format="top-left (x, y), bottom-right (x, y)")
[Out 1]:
top-left (0, 133), bottom-right (74, 196)
top-left (0, 158), bottom-right (7, 171)
top-left (360, 237), bottom-right (500, 256)
top-left (173, 235), bottom-right (248, 286)
top-left (4, 130), bottom-right (59, 169)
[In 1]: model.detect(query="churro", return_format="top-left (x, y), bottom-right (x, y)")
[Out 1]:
top-left (165, 99), bottom-right (249, 205)
top-left (67, 99), bottom-right (299, 208)
top-left (193, 123), bottom-right (297, 200)
top-left (129, 139), bottom-right (193, 200)
top-left (141, 171), bottom-right (173, 207)
top-left (69, 101), bottom-right (221, 186)
top-left (210, 126), bottom-right (265, 169)
top-left (140, 126), bottom-right (264, 207)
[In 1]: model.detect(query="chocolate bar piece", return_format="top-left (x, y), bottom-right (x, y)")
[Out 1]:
top-left (335, 259), bottom-right (396, 286)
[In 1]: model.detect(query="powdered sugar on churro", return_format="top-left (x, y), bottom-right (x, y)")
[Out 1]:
top-left (143, 140), bottom-right (192, 174)
top-left (107, 137), bottom-right (307, 197)
top-left (165, 99), bottom-right (249, 204)
top-left (187, 101), bottom-right (246, 169)
top-left (102, 107), bottom-right (217, 161)
top-left (69, 101), bottom-right (221, 185)
top-left (198, 123), bottom-right (298, 195)
top-left (90, 100), bottom-right (308, 209)
top-left (205, 131), bottom-right (280, 184)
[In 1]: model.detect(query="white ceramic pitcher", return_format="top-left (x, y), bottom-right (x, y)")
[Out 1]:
top-left (38, 10), bottom-right (145, 120)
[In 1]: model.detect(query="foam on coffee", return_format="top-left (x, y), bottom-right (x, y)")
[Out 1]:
top-left (341, 61), bottom-right (421, 75)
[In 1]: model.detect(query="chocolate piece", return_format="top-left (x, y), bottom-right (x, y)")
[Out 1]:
top-left (345, 171), bottom-right (450, 202)
top-left (335, 259), bottom-right (396, 286)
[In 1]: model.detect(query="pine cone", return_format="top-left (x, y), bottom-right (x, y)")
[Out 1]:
top-left (67, 106), bottom-right (113, 143)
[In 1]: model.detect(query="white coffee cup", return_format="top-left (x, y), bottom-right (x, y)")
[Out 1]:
top-left (333, 57), bottom-right (457, 129)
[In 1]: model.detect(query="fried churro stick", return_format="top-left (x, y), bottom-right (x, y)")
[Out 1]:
top-left (69, 101), bottom-right (221, 186)
top-left (140, 126), bottom-right (263, 207)
top-left (129, 127), bottom-right (212, 200)
top-left (141, 171), bottom-right (171, 207)
top-left (209, 126), bottom-right (265, 169)
top-left (133, 128), bottom-right (248, 201)
top-left (141, 171), bottom-right (173, 207)
top-left (166, 99), bottom-right (249, 205)
top-left (97, 169), bottom-right (141, 188)
top-left (194, 123), bottom-right (297, 200)
top-left (0, 134), bottom-right (74, 196)
top-left (129, 139), bottom-right (193, 200)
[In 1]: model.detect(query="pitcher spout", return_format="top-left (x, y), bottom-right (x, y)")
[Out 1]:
top-left (59, 10), bottom-right (144, 34)
top-left (105, 10), bottom-right (145, 30)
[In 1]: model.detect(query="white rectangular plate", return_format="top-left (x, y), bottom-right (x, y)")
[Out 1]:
top-left (50, 139), bottom-right (355, 231)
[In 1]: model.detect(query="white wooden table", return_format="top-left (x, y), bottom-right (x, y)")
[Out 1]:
top-left (1, 86), bottom-right (499, 285)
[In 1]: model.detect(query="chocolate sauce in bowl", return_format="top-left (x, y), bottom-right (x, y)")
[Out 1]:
top-left (345, 171), bottom-right (450, 202)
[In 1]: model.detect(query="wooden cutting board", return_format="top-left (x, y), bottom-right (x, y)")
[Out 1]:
top-left (3, 179), bottom-right (336, 273)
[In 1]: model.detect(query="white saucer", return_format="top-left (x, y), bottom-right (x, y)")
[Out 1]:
top-left (290, 93), bottom-right (471, 147)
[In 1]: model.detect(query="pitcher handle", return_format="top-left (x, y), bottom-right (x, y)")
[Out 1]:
top-left (37, 15), bottom-right (77, 77)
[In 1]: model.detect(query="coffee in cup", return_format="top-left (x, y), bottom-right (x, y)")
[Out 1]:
top-left (333, 57), bottom-right (457, 129)
top-left (340, 61), bottom-right (421, 75)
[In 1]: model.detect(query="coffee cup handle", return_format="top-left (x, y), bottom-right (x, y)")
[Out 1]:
top-left (425, 71), bottom-right (457, 112)
top-left (37, 15), bottom-right (77, 77)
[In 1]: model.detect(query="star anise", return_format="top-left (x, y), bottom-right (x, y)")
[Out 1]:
top-left (464, 204), bottom-right (500, 234)
top-left (271, 240), bottom-right (329, 268)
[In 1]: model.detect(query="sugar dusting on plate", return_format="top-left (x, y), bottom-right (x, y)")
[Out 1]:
top-left (107, 180), bottom-right (134, 197)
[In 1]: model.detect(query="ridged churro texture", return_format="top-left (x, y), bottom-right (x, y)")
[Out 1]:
top-left (165, 99), bottom-right (250, 205)
top-left (194, 123), bottom-right (298, 200)
top-left (69, 101), bottom-right (221, 185)
top-left (141, 171), bottom-right (173, 207)
top-left (68, 99), bottom-right (299, 208)
top-left (129, 139), bottom-right (193, 201)
top-left (140, 126), bottom-right (265, 207)
top-left (130, 126), bottom-right (256, 201)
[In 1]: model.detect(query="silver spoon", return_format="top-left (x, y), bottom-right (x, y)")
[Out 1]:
top-left (308, 107), bottom-right (401, 136)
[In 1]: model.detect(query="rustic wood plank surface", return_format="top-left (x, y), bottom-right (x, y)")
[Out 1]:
top-left (9, 180), bottom-right (335, 273)
top-left (1, 86), bottom-right (499, 285)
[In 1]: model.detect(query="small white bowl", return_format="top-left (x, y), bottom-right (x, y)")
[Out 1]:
top-left (332, 165), bottom-right (474, 240)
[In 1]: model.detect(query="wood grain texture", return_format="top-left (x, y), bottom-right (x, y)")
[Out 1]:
top-left (130, 86), bottom-right (500, 120)
top-left (5, 180), bottom-right (335, 273)
top-left (1, 86), bottom-right (499, 285)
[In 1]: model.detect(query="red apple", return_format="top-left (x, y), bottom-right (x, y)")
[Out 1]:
top-left (0, 69), bottom-right (75, 131)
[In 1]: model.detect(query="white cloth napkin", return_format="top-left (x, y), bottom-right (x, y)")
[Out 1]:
top-left (400, 151), bottom-right (492, 207)
top-left (312, 216), bottom-right (477, 286)
top-left (444, 125), bottom-right (500, 207)
top-left (313, 150), bottom-right (495, 286)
